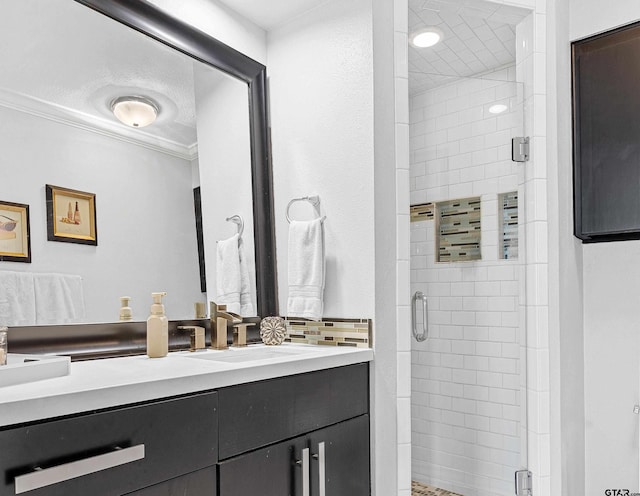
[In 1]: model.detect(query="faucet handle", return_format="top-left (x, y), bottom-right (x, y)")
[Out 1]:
top-left (178, 325), bottom-right (205, 351)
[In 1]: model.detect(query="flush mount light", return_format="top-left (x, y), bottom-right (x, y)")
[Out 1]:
top-left (110, 96), bottom-right (159, 128)
top-left (489, 104), bottom-right (509, 114)
top-left (410, 27), bottom-right (444, 48)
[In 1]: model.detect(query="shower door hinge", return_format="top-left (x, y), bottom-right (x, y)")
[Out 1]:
top-left (512, 137), bottom-right (530, 162)
top-left (515, 470), bottom-right (533, 496)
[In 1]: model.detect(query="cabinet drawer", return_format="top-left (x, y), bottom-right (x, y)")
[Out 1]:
top-left (218, 363), bottom-right (368, 459)
top-left (0, 392), bottom-right (218, 496)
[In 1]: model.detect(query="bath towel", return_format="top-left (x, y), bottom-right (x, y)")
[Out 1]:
top-left (0, 271), bottom-right (36, 326)
top-left (33, 273), bottom-right (85, 325)
top-left (287, 218), bottom-right (325, 321)
top-left (216, 234), bottom-right (254, 316)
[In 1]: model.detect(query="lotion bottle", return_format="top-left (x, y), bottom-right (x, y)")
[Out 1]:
top-left (147, 292), bottom-right (168, 358)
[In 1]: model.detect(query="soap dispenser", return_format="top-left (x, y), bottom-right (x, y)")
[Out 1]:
top-left (147, 292), bottom-right (168, 358)
top-left (119, 296), bottom-right (132, 321)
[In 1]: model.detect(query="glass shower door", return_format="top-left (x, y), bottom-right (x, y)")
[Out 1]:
top-left (409, 72), bottom-right (528, 496)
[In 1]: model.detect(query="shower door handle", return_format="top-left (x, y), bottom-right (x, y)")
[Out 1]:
top-left (412, 291), bottom-right (428, 342)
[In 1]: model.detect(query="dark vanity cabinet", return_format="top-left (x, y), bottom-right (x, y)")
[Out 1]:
top-left (217, 363), bottom-right (370, 496)
top-left (0, 392), bottom-right (219, 496)
top-left (0, 363), bottom-right (370, 496)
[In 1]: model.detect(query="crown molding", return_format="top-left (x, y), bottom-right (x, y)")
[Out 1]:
top-left (0, 87), bottom-right (197, 161)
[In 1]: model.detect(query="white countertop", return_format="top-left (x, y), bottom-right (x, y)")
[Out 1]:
top-left (0, 344), bottom-right (373, 428)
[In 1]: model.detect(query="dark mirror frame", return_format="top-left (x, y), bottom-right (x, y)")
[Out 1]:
top-left (76, 0), bottom-right (278, 315)
top-left (7, 0), bottom-right (277, 360)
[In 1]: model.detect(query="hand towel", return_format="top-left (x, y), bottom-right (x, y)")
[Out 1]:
top-left (238, 236), bottom-right (255, 316)
top-left (33, 273), bottom-right (85, 325)
top-left (0, 271), bottom-right (36, 326)
top-left (216, 233), bottom-right (254, 316)
top-left (287, 218), bottom-right (325, 321)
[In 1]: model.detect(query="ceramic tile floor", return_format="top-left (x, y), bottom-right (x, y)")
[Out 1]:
top-left (412, 481), bottom-right (463, 496)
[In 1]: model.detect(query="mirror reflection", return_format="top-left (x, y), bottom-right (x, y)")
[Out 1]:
top-left (0, 0), bottom-right (257, 325)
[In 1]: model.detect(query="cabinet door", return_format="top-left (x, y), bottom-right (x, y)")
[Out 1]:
top-left (218, 437), bottom-right (306, 496)
top-left (218, 416), bottom-right (370, 496)
top-left (123, 467), bottom-right (216, 495)
top-left (309, 415), bottom-right (370, 496)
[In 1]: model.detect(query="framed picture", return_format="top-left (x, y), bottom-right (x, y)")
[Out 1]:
top-left (46, 185), bottom-right (98, 246)
top-left (0, 201), bottom-right (31, 263)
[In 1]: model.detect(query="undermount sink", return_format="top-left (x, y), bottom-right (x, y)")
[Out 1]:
top-left (184, 346), bottom-right (315, 363)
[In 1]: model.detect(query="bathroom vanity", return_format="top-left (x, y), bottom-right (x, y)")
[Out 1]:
top-left (0, 345), bottom-right (372, 496)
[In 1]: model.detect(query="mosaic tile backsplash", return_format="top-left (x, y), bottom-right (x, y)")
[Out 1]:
top-left (500, 191), bottom-right (518, 260)
top-left (437, 196), bottom-right (481, 262)
top-left (410, 202), bottom-right (435, 223)
top-left (284, 318), bottom-right (371, 348)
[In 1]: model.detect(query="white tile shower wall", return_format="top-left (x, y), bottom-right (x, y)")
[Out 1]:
top-left (410, 68), bottom-right (524, 496)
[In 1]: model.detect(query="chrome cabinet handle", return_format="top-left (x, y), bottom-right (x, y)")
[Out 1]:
top-left (14, 444), bottom-right (145, 494)
top-left (312, 442), bottom-right (326, 496)
top-left (412, 291), bottom-right (428, 342)
top-left (295, 448), bottom-right (310, 496)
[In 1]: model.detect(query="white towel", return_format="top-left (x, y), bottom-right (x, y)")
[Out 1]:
top-left (33, 273), bottom-right (85, 325)
top-left (238, 237), bottom-right (255, 316)
top-left (216, 234), bottom-right (254, 316)
top-left (287, 218), bottom-right (325, 321)
top-left (0, 271), bottom-right (36, 326)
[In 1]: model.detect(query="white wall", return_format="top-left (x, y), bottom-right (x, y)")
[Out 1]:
top-left (547, 0), bottom-right (586, 494)
top-left (267, 0), bottom-right (375, 319)
top-left (0, 106), bottom-right (202, 322)
top-left (195, 69), bottom-right (257, 316)
top-left (564, 0), bottom-right (640, 492)
top-left (410, 71), bottom-right (524, 496)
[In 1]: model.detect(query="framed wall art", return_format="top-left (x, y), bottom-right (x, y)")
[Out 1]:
top-left (0, 201), bottom-right (31, 263)
top-left (46, 184), bottom-right (98, 246)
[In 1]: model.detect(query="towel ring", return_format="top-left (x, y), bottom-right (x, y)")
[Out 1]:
top-left (226, 215), bottom-right (244, 236)
top-left (286, 196), bottom-right (325, 223)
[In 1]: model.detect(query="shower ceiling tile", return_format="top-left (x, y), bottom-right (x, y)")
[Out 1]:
top-left (452, 22), bottom-right (476, 41)
top-left (409, 0), bottom-right (530, 95)
top-left (493, 25), bottom-right (516, 43)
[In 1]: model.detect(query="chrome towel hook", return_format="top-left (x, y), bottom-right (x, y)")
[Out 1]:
top-left (412, 291), bottom-right (428, 342)
top-left (226, 215), bottom-right (244, 236)
top-left (286, 196), bottom-right (325, 223)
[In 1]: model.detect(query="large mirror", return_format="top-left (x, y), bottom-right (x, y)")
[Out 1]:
top-left (0, 0), bottom-right (276, 325)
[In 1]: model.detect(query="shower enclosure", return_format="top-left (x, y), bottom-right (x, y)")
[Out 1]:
top-left (408, 68), bottom-right (528, 496)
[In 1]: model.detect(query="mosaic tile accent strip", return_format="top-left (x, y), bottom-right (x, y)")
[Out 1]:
top-left (283, 318), bottom-right (372, 348)
top-left (500, 191), bottom-right (518, 260)
top-left (437, 197), bottom-right (481, 262)
top-left (410, 202), bottom-right (435, 223)
top-left (412, 481), bottom-right (462, 496)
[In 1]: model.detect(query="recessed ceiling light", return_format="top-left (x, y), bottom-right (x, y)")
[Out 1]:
top-left (410, 27), bottom-right (444, 48)
top-left (489, 104), bottom-right (509, 114)
top-left (111, 96), bottom-right (159, 128)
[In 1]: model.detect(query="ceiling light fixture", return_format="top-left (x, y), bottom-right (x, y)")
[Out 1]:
top-left (110, 96), bottom-right (159, 128)
top-left (410, 27), bottom-right (444, 48)
top-left (489, 104), bottom-right (509, 114)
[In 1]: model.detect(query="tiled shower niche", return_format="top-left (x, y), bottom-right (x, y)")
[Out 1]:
top-left (500, 191), bottom-right (518, 259)
top-left (436, 197), bottom-right (481, 262)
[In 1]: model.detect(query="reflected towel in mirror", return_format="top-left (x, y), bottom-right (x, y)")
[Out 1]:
top-left (287, 218), bottom-right (325, 321)
top-left (33, 273), bottom-right (85, 325)
top-left (216, 234), bottom-right (254, 316)
top-left (0, 271), bottom-right (36, 326)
